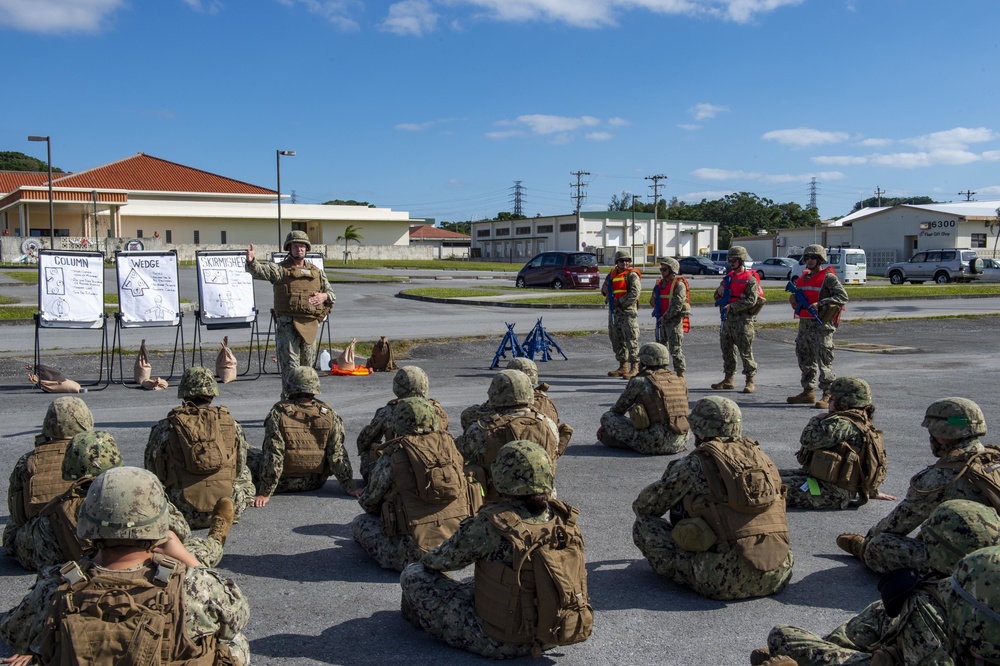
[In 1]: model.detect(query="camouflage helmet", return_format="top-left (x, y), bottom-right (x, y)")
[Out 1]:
top-left (287, 366), bottom-right (321, 396)
top-left (392, 396), bottom-right (438, 436)
top-left (62, 430), bottom-right (124, 481)
top-left (284, 230), bottom-right (312, 251)
top-left (77, 467), bottom-right (169, 541)
top-left (177, 366), bottom-right (219, 400)
top-left (487, 369), bottom-right (534, 408)
top-left (947, 545), bottom-right (1000, 661)
top-left (660, 257), bottom-right (680, 274)
top-left (505, 357), bottom-right (539, 386)
top-left (920, 500), bottom-right (1000, 576)
top-left (921, 397), bottom-right (986, 441)
top-left (829, 377), bottom-right (872, 410)
top-left (803, 244), bottom-right (828, 263)
top-left (689, 396), bottom-right (742, 439)
top-left (491, 440), bottom-right (554, 497)
top-left (638, 342), bottom-right (671, 368)
top-left (41, 396), bottom-right (94, 440)
top-left (614, 249), bottom-right (632, 262)
top-left (392, 366), bottom-right (429, 399)
top-left (727, 246), bottom-right (749, 261)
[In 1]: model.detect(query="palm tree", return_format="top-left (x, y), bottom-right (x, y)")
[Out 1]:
top-left (336, 225), bottom-right (364, 263)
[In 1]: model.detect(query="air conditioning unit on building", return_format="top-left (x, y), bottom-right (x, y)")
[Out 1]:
top-left (775, 237), bottom-right (786, 247)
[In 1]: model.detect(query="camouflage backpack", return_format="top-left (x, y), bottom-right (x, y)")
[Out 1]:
top-left (478, 410), bottom-right (559, 502)
top-left (931, 447), bottom-right (1000, 513)
top-left (806, 410), bottom-right (888, 503)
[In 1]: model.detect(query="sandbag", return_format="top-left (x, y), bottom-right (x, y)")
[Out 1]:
top-left (216, 336), bottom-right (237, 383)
top-left (141, 377), bottom-right (169, 391)
top-left (134, 339), bottom-right (152, 384)
top-left (28, 364), bottom-right (82, 393)
top-left (335, 338), bottom-right (357, 372)
top-left (367, 335), bottom-right (397, 372)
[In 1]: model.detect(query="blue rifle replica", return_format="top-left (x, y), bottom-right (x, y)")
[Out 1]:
top-left (652, 282), bottom-right (663, 343)
top-left (603, 272), bottom-right (615, 326)
top-left (785, 278), bottom-right (823, 323)
top-left (713, 274), bottom-right (732, 332)
top-left (490, 322), bottom-right (526, 369)
top-left (521, 317), bottom-right (568, 362)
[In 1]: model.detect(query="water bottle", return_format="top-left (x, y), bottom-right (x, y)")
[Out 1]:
top-left (318, 349), bottom-right (332, 370)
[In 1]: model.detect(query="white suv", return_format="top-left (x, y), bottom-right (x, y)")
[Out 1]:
top-left (884, 249), bottom-right (982, 284)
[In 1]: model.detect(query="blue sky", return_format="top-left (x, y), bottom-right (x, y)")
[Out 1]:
top-left (3, 0), bottom-right (1000, 223)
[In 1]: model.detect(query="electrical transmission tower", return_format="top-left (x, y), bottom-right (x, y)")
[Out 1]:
top-left (808, 177), bottom-right (818, 211)
top-left (511, 181), bottom-right (524, 217)
top-left (570, 171), bottom-right (590, 214)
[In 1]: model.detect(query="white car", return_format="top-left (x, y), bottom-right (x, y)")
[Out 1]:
top-left (755, 257), bottom-right (798, 281)
top-left (979, 257), bottom-right (1000, 282)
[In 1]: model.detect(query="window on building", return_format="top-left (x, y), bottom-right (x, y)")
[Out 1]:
top-left (559, 223), bottom-right (577, 232)
top-left (496, 228), bottom-right (510, 236)
top-left (221, 230), bottom-right (227, 244)
top-left (972, 233), bottom-right (987, 248)
top-left (165, 230), bottom-right (172, 243)
top-left (477, 229), bottom-right (491, 238)
top-left (193, 230), bottom-right (200, 245)
top-left (516, 226), bottom-right (530, 235)
top-left (292, 222), bottom-right (306, 231)
top-left (537, 224), bottom-right (553, 233)
top-left (136, 229), bottom-right (143, 238)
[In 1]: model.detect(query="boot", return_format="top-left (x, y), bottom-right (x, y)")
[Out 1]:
top-left (711, 375), bottom-right (735, 390)
top-left (208, 497), bottom-right (235, 545)
top-left (608, 362), bottom-right (627, 377)
top-left (750, 649), bottom-right (771, 666)
top-left (836, 533), bottom-right (865, 560)
top-left (786, 389), bottom-right (816, 405)
top-left (815, 392), bottom-right (832, 409)
top-left (622, 362), bottom-right (639, 379)
top-left (742, 377), bottom-right (756, 394)
top-left (401, 594), bottom-right (422, 629)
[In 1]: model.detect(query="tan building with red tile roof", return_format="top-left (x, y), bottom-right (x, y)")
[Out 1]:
top-left (408, 223), bottom-right (471, 258)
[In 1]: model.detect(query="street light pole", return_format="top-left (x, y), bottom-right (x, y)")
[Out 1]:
top-left (276, 150), bottom-right (296, 247)
top-left (631, 194), bottom-right (642, 260)
top-left (28, 136), bottom-right (54, 244)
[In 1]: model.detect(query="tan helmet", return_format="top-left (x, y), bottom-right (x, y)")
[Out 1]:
top-left (393, 366), bottom-right (429, 399)
top-left (284, 230), bottom-right (312, 251)
top-left (391, 396), bottom-right (439, 436)
top-left (287, 366), bottom-right (321, 396)
top-left (488, 369), bottom-right (534, 408)
top-left (177, 366), bottom-right (219, 400)
top-left (41, 396), bottom-right (94, 440)
top-left (638, 342), bottom-right (671, 368)
top-left (76, 467), bottom-right (169, 542)
top-left (727, 246), bottom-right (749, 262)
top-left (689, 396), bottom-right (742, 439)
top-left (660, 257), bottom-right (680, 274)
top-left (505, 357), bottom-right (539, 386)
top-left (828, 377), bottom-right (872, 410)
top-left (922, 397), bottom-right (986, 441)
top-left (803, 244), bottom-right (828, 263)
top-left (62, 430), bottom-right (124, 481)
top-left (491, 440), bottom-right (554, 497)
top-left (614, 249), bottom-right (632, 262)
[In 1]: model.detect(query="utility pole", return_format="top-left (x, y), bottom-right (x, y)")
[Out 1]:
top-left (874, 186), bottom-right (884, 207)
top-left (959, 190), bottom-right (976, 201)
top-left (511, 181), bottom-right (524, 217)
top-left (646, 174), bottom-right (666, 258)
top-left (571, 171), bottom-right (589, 253)
top-left (808, 177), bottom-right (818, 211)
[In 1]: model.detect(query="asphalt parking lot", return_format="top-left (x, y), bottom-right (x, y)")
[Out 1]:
top-left (0, 315), bottom-right (998, 665)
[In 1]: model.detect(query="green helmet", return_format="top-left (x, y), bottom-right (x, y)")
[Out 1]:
top-left (921, 397), bottom-right (986, 440)
top-left (177, 366), bottom-right (219, 400)
top-left (947, 545), bottom-right (1000, 661)
top-left (62, 431), bottom-right (124, 481)
top-left (638, 342), bottom-right (671, 368)
top-left (287, 366), bottom-right (321, 396)
top-left (491, 440), bottom-right (554, 497)
top-left (920, 500), bottom-right (1000, 576)
top-left (488, 369), bottom-right (534, 408)
top-left (829, 377), bottom-right (872, 410)
top-left (392, 396), bottom-right (438, 436)
top-left (41, 396), bottom-right (94, 440)
top-left (614, 249), bottom-right (632, 262)
top-left (803, 244), bottom-right (828, 263)
top-left (76, 467), bottom-right (169, 541)
top-left (505, 357), bottom-right (539, 386)
top-left (727, 246), bottom-right (749, 261)
top-left (393, 366), bottom-right (429, 399)
top-left (690, 396), bottom-right (742, 439)
top-left (284, 230), bottom-right (312, 251)
top-left (660, 257), bottom-right (680, 274)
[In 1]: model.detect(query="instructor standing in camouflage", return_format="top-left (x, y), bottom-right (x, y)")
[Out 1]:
top-left (602, 249), bottom-right (642, 379)
top-left (650, 257), bottom-right (690, 377)
top-left (246, 230), bottom-right (334, 398)
top-left (712, 246), bottom-right (761, 394)
top-left (787, 244), bottom-right (849, 408)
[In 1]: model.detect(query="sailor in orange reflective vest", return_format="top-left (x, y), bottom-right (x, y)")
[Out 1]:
top-left (601, 249), bottom-right (642, 379)
top-left (649, 257), bottom-right (691, 377)
top-left (710, 246), bottom-right (762, 394)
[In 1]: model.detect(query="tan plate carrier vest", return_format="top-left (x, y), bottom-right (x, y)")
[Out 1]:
top-left (474, 500), bottom-right (594, 656)
top-left (43, 555), bottom-right (229, 666)
top-left (277, 401), bottom-right (334, 478)
top-left (802, 410), bottom-right (887, 502)
top-left (926, 446), bottom-right (1000, 514)
top-left (163, 405), bottom-right (238, 513)
top-left (380, 431), bottom-right (481, 553)
top-left (24, 438), bottom-right (74, 520)
top-left (39, 479), bottom-right (92, 563)
top-left (633, 371), bottom-right (690, 434)
top-left (272, 263), bottom-right (331, 320)
top-left (477, 410), bottom-right (560, 503)
top-left (684, 437), bottom-right (790, 572)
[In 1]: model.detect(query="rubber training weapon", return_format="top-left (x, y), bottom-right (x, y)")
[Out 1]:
top-left (785, 279), bottom-right (823, 324)
top-left (604, 272), bottom-right (615, 326)
top-left (490, 322), bottom-right (526, 369)
top-left (521, 317), bottom-right (568, 362)
top-left (714, 274), bottom-right (732, 332)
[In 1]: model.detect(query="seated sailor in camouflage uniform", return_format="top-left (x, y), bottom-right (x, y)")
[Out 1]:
top-left (757, 500), bottom-right (1000, 666)
top-left (633, 396), bottom-right (794, 600)
top-left (457, 369), bottom-right (560, 504)
top-left (598, 342), bottom-right (690, 455)
top-left (780, 377), bottom-right (892, 510)
top-left (401, 440), bottom-right (592, 659)
top-left (3, 396), bottom-right (93, 561)
top-left (11, 431), bottom-right (234, 573)
top-left (838, 397), bottom-right (1000, 574)
top-left (145, 367), bottom-right (255, 529)
top-left (249, 366), bottom-right (359, 507)
top-left (353, 397), bottom-right (480, 572)
top-left (0, 467), bottom-right (251, 666)
top-left (356, 366), bottom-right (450, 482)
top-left (945, 545), bottom-right (1000, 664)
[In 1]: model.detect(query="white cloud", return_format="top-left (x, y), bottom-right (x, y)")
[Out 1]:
top-left (983, 151), bottom-right (1000, 162)
top-left (859, 137), bottom-right (892, 147)
top-left (693, 167), bottom-right (761, 180)
top-left (905, 127), bottom-right (997, 151)
top-left (693, 167), bottom-right (843, 183)
top-left (976, 185), bottom-right (1000, 196)
top-left (608, 117), bottom-right (629, 127)
top-left (812, 155), bottom-right (868, 166)
top-left (677, 123), bottom-right (701, 131)
top-left (183, 0), bottom-right (223, 14)
top-left (586, 132), bottom-right (613, 141)
top-left (278, 0), bottom-right (361, 30)
top-left (380, 0), bottom-right (437, 35)
top-left (690, 103), bottom-right (728, 121)
top-left (762, 127), bottom-right (849, 147)
top-left (517, 114), bottom-right (600, 134)
top-left (485, 130), bottom-right (525, 139)
top-left (678, 190), bottom-right (737, 202)
top-left (0, 0), bottom-right (127, 33)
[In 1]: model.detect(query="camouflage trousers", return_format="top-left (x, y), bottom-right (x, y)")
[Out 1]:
top-left (246, 447), bottom-right (327, 495)
top-left (861, 532), bottom-right (930, 575)
top-left (656, 316), bottom-right (686, 376)
top-left (780, 471), bottom-right (853, 510)
top-left (720, 316), bottom-right (756, 378)
top-left (351, 513), bottom-right (424, 572)
top-left (166, 465), bottom-right (255, 530)
top-left (632, 514), bottom-right (793, 600)
top-left (599, 412), bottom-right (688, 455)
top-left (274, 317), bottom-right (319, 399)
top-left (767, 622), bottom-right (878, 665)
top-left (400, 563), bottom-right (534, 659)
top-left (609, 310), bottom-right (639, 364)
top-left (796, 319), bottom-right (836, 392)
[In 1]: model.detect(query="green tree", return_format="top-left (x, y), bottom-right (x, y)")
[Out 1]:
top-left (493, 211), bottom-right (526, 221)
top-left (439, 221), bottom-right (471, 235)
top-left (336, 224), bottom-right (364, 263)
top-left (0, 151), bottom-right (65, 173)
top-left (607, 191), bottom-right (644, 212)
top-left (664, 192), bottom-right (820, 248)
top-left (850, 195), bottom-right (935, 212)
top-left (323, 199), bottom-right (375, 207)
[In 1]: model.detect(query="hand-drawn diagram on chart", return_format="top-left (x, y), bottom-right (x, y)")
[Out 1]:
top-left (196, 251), bottom-right (255, 323)
top-left (38, 251), bottom-right (105, 328)
top-left (115, 251), bottom-right (181, 327)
